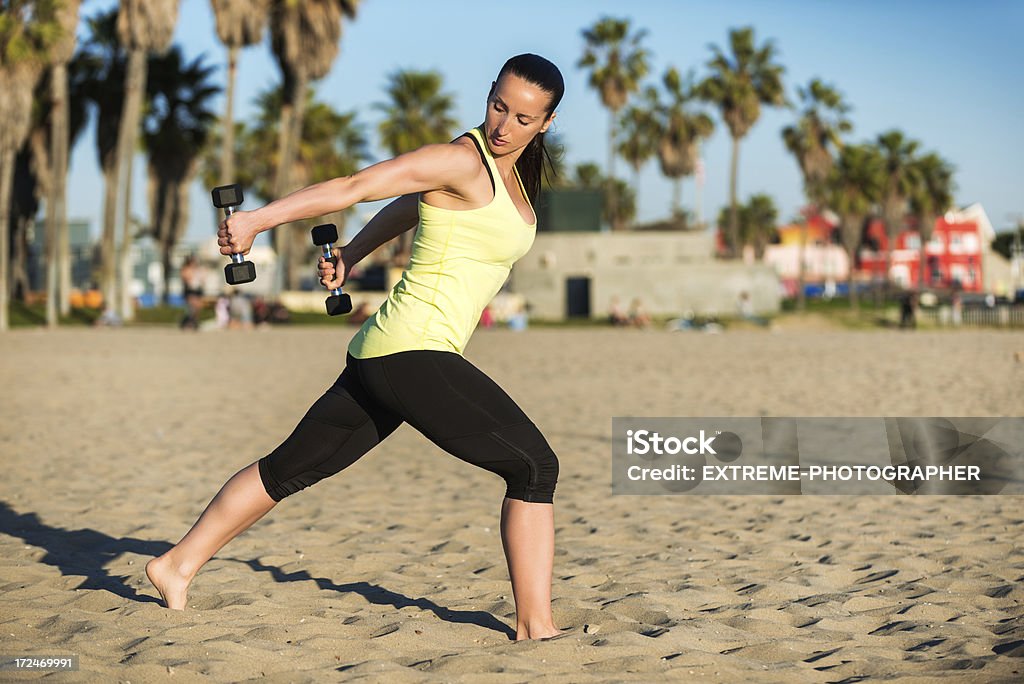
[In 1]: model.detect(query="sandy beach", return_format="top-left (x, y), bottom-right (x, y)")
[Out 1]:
top-left (1, 325), bottom-right (1022, 682)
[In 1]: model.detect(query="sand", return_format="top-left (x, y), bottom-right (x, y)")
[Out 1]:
top-left (1, 325), bottom-right (1022, 682)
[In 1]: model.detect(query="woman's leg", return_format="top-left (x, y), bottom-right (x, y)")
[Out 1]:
top-left (354, 351), bottom-right (561, 640)
top-left (147, 366), bottom-right (403, 609)
top-left (500, 497), bottom-right (561, 640)
top-left (146, 462), bottom-right (275, 609)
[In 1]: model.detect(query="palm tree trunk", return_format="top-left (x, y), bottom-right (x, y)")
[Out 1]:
top-left (918, 225), bottom-right (928, 291)
top-left (847, 265), bottom-right (858, 311)
top-left (46, 62), bottom-right (70, 328)
top-left (0, 146), bottom-right (13, 331)
top-left (115, 49), bottom-right (147, 322)
top-left (272, 78), bottom-right (299, 296)
top-left (220, 44), bottom-right (239, 185)
top-left (884, 237), bottom-right (894, 304)
top-left (728, 135), bottom-right (740, 258)
top-left (671, 177), bottom-right (682, 218)
top-left (161, 236), bottom-right (172, 306)
top-left (58, 212), bottom-right (70, 315)
top-left (797, 218), bottom-right (808, 312)
top-left (286, 73), bottom-right (310, 291)
top-left (632, 167), bottom-right (640, 226)
top-left (607, 108), bottom-right (617, 231)
top-left (11, 217), bottom-right (30, 303)
top-left (100, 162), bottom-right (118, 313)
top-left (119, 145), bottom-right (137, 320)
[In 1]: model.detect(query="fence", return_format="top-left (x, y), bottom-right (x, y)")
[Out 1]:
top-left (919, 304), bottom-right (1024, 329)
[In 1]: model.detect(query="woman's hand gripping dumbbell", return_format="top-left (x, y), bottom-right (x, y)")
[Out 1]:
top-left (313, 224), bottom-right (353, 316)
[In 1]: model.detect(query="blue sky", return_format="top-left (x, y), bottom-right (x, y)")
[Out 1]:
top-left (67, 0), bottom-right (1024, 247)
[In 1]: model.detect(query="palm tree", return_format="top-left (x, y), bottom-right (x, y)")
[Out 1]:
top-left (697, 26), bottom-right (785, 257)
top-left (616, 87), bottom-right (658, 223)
top-left (909, 152), bottom-right (955, 291)
top-left (741, 194), bottom-right (779, 260)
top-left (876, 130), bottom-right (921, 298)
top-left (373, 68), bottom-right (457, 260)
top-left (76, 10), bottom-right (126, 309)
top-left (578, 17), bottom-right (650, 230)
top-left (210, 0), bottom-right (269, 186)
top-left (571, 162), bottom-right (635, 229)
top-left (825, 143), bottom-right (884, 310)
top-left (269, 0), bottom-right (359, 294)
top-left (0, 0), bottom-right (64, 331)
top-left (10, 41), bottom-right (90, 321)
top-left (781, 78), bottom-right (852, 309)
top-left (716, 195), bottom-right (778, 260)
top-left (111, 0), bottom-right (180, 321)
top-left (143, 47), bottom-right (220, 303)
top-left (39, 0), bottom-right (81, 326)
top-left (650, 68), bottom-right (715, 223)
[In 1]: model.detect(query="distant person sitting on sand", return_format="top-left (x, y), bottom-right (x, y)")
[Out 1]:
top-left (608, 296), bottom-right (629, 326)
top-left (737, 291), bottom-right (770, 327)
top-left (508, 300), bottom-right (529, 331)
top-left (628, 298), bottom-right (651, 328)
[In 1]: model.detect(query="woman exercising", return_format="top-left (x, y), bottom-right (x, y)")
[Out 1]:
top-left (146, 54), bottom-right (566, 641)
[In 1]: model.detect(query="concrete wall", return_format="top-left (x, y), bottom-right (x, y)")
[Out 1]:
top-left (510, 232), bottom-right (781, 319)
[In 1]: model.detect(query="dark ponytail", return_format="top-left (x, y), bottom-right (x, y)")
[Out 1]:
top-left (497, 54), bottom-right (564, 204)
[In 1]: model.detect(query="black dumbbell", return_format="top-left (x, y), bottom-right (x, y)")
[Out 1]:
top-left (311, 223), bottom-right (352, 316)
top-left (211, 184), bottom-right (256, 285)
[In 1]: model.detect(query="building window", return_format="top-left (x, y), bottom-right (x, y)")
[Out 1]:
top-left (906, 234), bottom-right (920, 250)
top-left (962, 233), bottom-right (979, 252)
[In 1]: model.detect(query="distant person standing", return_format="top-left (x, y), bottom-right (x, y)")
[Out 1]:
top-left (179, 255), bottom-right (205, 331)
top-left (900, 292), bottom-right (917, 329)
top-left (230, 291), bottom-right (254, 330)
top-left (215, 292), bottom-right (231, 329)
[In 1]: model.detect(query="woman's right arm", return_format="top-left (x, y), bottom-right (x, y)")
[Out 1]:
top-left (317, 192), bottom-right (420, 289)
top-left (343, 192), bottom-right (420, 267)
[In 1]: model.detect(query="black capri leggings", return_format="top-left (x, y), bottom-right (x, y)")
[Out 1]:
top-left (257, 350), bottom-right (559, 504)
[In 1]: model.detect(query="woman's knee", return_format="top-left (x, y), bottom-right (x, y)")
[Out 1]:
top-left (442, 421), bottom-right (559, 504)
top-left (506, 443), bottom-right (558, 504)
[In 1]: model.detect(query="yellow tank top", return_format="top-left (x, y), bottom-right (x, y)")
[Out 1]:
top-left (347, 125), bottom-right (537, 359)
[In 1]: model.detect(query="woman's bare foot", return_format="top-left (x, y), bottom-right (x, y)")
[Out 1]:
top-left (145, 555), bottom-right (192, 610)
top-left (515, 620), bottom-right (563, 641)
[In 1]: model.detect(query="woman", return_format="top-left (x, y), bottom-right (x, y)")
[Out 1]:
top-left (178, 254), bottom-right (204, 331)
top-left (147, 54), bottom-right (567, 642)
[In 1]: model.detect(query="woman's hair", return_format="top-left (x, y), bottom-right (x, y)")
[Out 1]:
top-left (495, 53), bottom-right (564, 204)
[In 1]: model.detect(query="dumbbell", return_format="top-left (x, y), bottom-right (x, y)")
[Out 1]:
top-left (311, 223), bottom-right (352, 316)
top-left (211, 184), bottom-right (256, 285)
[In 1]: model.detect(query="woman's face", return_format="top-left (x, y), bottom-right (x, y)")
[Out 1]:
top-left (484, 72), bottom-right (555, 157)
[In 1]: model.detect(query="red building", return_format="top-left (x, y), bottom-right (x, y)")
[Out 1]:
top-left (858, 204), bottom-right (994, 292)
